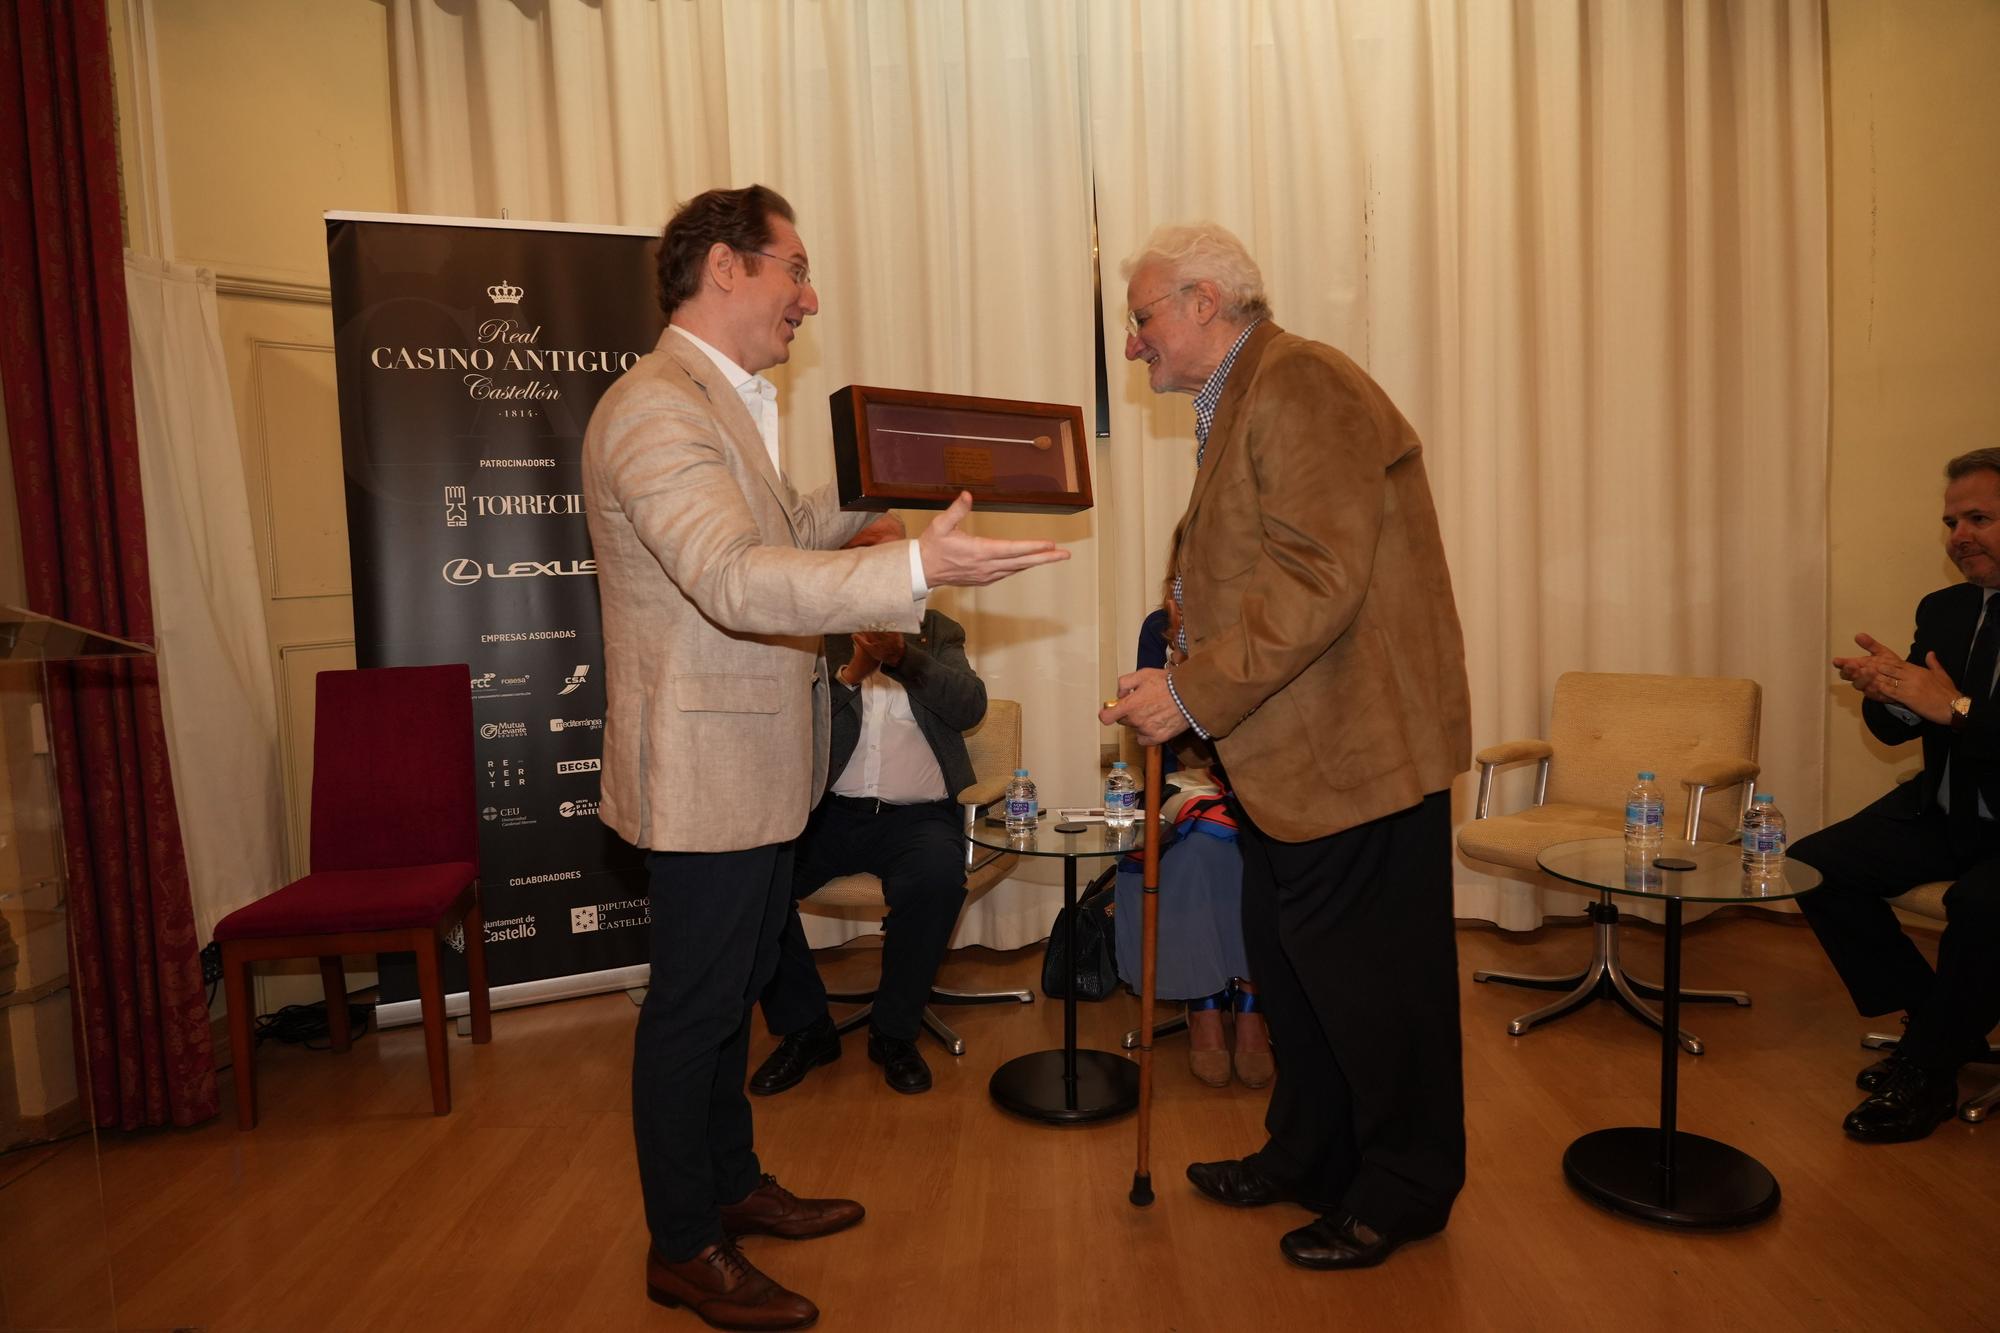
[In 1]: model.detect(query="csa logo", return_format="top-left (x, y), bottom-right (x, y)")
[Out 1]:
top-left (559, 664), bottom-right (591, 696)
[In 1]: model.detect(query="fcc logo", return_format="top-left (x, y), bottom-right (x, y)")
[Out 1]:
top-left (559, 665), bottom-right (591, 696)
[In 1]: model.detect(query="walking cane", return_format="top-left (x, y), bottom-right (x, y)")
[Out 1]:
top-left (1130, 741), bottom-right (1164, 1207)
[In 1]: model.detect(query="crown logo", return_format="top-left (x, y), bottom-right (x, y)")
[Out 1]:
top-left (488, 280), bottom-right (524, 305)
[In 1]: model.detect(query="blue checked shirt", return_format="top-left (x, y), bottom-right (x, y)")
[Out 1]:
top-left (1167, 319), bottom-right (1262, 740)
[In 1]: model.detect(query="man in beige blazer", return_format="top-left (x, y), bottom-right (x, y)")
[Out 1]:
top-left (584, 184), bottom-right (1064, 1331)
top-left (1101, 223), bottom-right (1471, 1273)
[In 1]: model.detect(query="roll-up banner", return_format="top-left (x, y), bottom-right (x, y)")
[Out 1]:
top-left (326, 212), bottom-right (663, 1020)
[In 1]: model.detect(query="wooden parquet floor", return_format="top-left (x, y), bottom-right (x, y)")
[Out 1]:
top-left (4, 912), bottom-right (1997, 1332)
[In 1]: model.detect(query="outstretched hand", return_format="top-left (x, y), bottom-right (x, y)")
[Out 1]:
top-left (917, 492), bottom-right (1070, 588)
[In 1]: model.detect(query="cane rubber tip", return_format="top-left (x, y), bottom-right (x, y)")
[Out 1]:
top-left (1129, 1173), bottom-right (1154, 1207)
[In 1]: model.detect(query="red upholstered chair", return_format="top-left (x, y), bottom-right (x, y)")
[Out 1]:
top-left (214, 664), bottom-right (491, 1129)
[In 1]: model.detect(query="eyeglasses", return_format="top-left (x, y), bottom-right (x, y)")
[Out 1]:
top-left (1125, 284), bottom-right (1193, 337)
top-left (744, 249), bottom-right (812, 289)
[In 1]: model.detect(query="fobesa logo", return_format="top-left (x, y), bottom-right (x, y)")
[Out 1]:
top-left (442, 557), bottom-right (596, 587)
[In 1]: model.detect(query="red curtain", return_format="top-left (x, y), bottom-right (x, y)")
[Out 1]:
top-left (0, 0), bottom-right (217, 1128)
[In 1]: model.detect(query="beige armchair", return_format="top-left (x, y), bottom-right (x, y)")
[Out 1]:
top-left (799, 698), bottom-right (1033, 1056)
top-left (1860, 881), bottom-right (2000, 1123)
top-left (1457, 672), bottom-right (1761, 1055)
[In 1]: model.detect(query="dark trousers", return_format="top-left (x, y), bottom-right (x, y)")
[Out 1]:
top-left (759, 796), bottom-right (967, 1041)
top-left (1791, 787), bottom-right (2000, 1068)
top-left (1235, 790), bottom-right (1465, 1237)
top-left (636, 842), bottom-right (794, 1261)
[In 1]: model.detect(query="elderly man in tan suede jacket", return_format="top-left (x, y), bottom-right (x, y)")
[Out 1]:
top-left (1102, 222), bottom-right (1471, 1273)
top-left (585, 184), bottom-right (1065, 1332)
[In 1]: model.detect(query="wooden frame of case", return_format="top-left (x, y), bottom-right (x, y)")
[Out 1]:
top-left (830, 384), bottom-right (1093, 514)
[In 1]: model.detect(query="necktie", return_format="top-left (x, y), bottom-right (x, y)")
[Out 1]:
top-left (1949, 596), bottom-right (1998, 845)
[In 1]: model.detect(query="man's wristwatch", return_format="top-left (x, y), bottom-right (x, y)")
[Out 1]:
top-left (1950, 695), bottom-right (1973, 730)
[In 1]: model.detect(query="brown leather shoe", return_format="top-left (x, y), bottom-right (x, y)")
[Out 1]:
top-left (719, 1173), bottom-right (864, 1240)
top-left (645, 1241), bottom-right (818, 1330)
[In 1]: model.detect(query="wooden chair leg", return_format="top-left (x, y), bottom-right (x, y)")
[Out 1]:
top-left (223, 947), bottom-right (258, 1130)
top-left (319, 956), bottom-right (351, 1052)
top-left (463, 893), bottom-right (492, 1045)
top-left (414, 932), bottom-right (451, 1115)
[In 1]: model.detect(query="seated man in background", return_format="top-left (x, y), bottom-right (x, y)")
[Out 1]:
top-left (1792, 447), bottom-right (2000, 1142)
top-left (750, 515), bottom-right (988, 1096)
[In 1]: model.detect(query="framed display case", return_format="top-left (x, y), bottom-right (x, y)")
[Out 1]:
top-left (830, 384), bottom-right (1092, 514)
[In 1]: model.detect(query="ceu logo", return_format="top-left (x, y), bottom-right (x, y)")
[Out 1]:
top-left (480, 721), bottom-right (527, 741)
top-left (482, 805), bottom-right (499, 822)
top-left (556, 758), bottom-right (601, 775)
top-left (570, 905), bottom-right (599, 934)
top-left (444, 485), bottom-right (468, 528)
top-left (559, 665), bottom-right (591, 696)
top-left (488, 280), bottom-right (524, 305)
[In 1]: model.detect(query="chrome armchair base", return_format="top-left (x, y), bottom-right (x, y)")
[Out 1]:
top-left (826, 983), bottom-right (1035, 1059)
top-left (1121, 1008), bottom-right (1190, 1052)
top-left (1473, 897), bottom-right (1751, 1056)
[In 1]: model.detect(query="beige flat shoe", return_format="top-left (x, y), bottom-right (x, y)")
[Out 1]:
top-left (1187, 1000), bottom-right (1231, 1087)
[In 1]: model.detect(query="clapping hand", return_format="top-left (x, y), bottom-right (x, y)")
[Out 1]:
top-left (1834, 631), bottom-right (1958, 723)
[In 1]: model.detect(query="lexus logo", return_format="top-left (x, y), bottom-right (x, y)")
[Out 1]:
top-left (443, 557), bottom-right (597, 586)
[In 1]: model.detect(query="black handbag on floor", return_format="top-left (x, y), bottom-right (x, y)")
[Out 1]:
top-left (1041, 864), bottom-right (1121, 1001)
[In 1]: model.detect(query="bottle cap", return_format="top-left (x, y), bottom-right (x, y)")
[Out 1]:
top-left (1638, 772), bottom-right (1656, 781)
top-left (1014, 768), bottom-right (1028, 777)
top-left (1111, 760), bottom-right (1127, 770)
top-left (1754, 792), bottom-right (1774, 803)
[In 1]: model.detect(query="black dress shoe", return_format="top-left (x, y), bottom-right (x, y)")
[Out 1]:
top-left (1856, 1053), bottom-right (1904, 1092)
top-left (1185, 1158), bottom-right (1308, 1209)
top-left (1843, 1061), bottom-right (1958, 1142)
top-left (1280, 1214), bottom-right (1414, 1271)
top-left (867, 1032), bottom-right (931, 1094)
top-left (749, 1017), bottom-right (840, 1096)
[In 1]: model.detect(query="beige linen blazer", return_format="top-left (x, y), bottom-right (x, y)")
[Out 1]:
top-left (1169, 321), bottom-right (1471, 842)
top-left (582, 329), bottom-right (920, 852)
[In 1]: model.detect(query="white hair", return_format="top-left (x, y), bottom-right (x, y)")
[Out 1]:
top-left (1120, 223), bottom-right (1271, 323)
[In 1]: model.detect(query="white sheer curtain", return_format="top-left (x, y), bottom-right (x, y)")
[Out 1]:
top-left (390, 0), bottom-right (1829, 936)
top-left (124, 255), bottom-right (287, 941)
top-left (389, 0), bottom-right (1100, 950)
top-left (1089, 0), bottom-right (1828, 928)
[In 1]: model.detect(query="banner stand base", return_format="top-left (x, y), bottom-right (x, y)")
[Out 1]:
top-left (377, 963), bottom-right (651, 1031)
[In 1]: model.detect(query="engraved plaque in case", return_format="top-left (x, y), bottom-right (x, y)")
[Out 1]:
top-left (830, 385), bottom-right (1092, 514)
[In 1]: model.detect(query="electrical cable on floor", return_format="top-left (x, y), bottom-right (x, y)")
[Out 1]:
top-left (253, 996), bottom-right (375, 1050)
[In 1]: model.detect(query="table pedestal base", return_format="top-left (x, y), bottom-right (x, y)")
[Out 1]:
top-left (989, 1049), bottom-right (1138, 1124)
top-left (1563, 1127), bottom-right (1780, 1227)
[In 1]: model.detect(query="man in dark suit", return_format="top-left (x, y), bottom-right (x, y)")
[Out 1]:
top-left (1792, 447), bottom-right (2000, 1143)
top-left (1100, 223), bottom-right (1471, 1271)
top-left (749, 516), bottom-right (987, 1097)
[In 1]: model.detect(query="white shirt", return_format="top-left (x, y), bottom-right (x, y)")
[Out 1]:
top-left (830, 665), bottom-right (948, 804)
top-left (669, 325), bottom-right (928, 598)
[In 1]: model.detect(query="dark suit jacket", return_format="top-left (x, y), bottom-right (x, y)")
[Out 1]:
top-left (1868, 582), bottom-right (2000, 816)
top-left (1168, 321), bottom-right (1471, 842)
top-left (825, 610), bottom-right (985, 800)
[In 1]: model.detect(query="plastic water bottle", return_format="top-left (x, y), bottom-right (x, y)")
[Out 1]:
top-left (1624, 772), bottom-right (1665, 852)
top-left (1004, 768), bottom-right (1037, 833)
top-left (1740, 793), bottom-right (1786, 877)
top-left (1103, 761), bottom-right (1139, 828)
